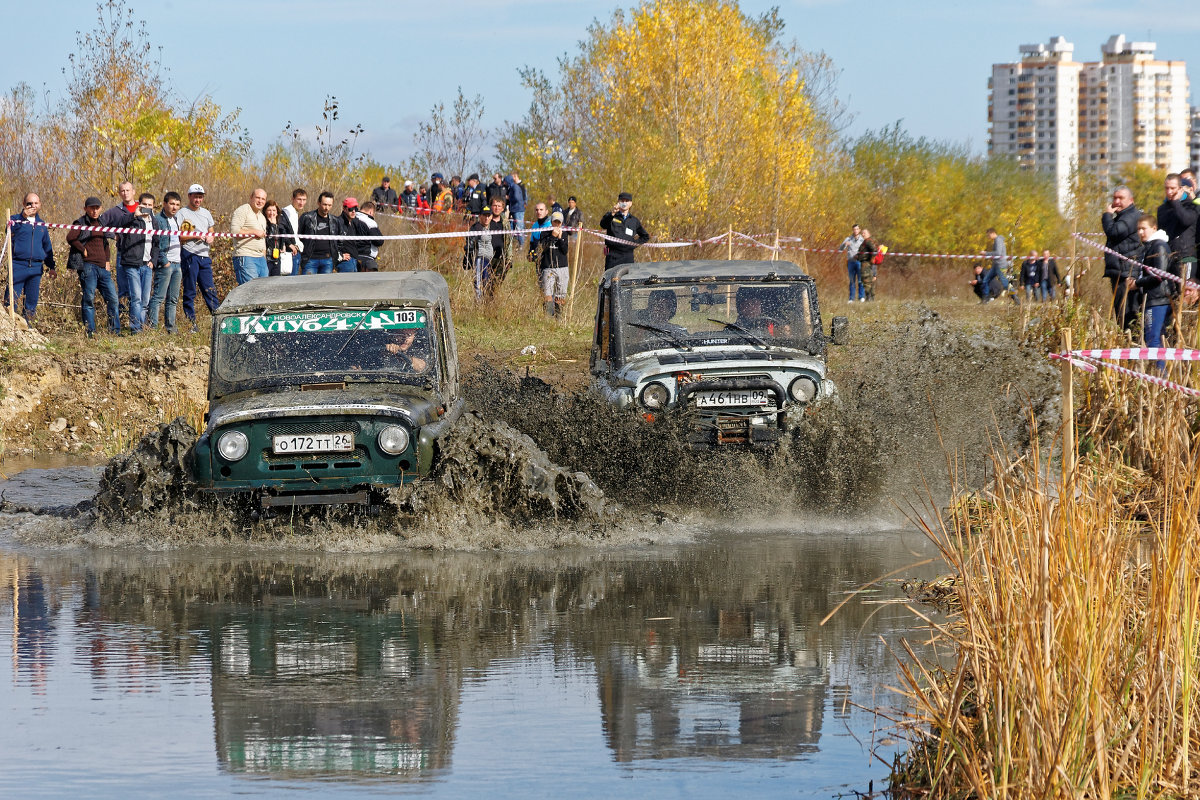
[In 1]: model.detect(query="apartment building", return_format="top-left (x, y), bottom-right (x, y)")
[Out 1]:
top-left (989, 35), bottom-right (1190, 209)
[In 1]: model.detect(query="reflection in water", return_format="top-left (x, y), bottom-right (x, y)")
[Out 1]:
top-left (0, 528), bottom-right (940, 795)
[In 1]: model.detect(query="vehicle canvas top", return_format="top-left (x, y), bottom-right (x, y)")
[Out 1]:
top-left (217, 271), bottom-right (450, 315)
top-left (603, 260), bottom-right (810, 285)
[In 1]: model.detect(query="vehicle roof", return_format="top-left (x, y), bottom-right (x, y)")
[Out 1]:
top-left (605, 260), bottom-right (810, 284)
top-left (217, 271), bottom-right (450, 314)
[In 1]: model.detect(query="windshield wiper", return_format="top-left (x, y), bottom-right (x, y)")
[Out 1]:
top-left (627, 321), bottom-right (691, 350)
top-left (335, 302), bottom-right (379, 357)
top-left (708, 318), bottom-right (770, 349)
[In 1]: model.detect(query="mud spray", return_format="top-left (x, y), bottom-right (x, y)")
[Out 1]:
top-left (4, 306), bottom-right (1057, 548)
top-left (469, 306), bottom-right (1058, 516)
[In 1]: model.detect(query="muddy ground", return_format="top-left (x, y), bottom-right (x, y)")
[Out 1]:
top-left (1, 303), bottom-right (1059, 527)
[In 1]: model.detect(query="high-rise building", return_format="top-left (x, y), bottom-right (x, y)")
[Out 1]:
top-left (989, 35), bottom-right (1190, 209)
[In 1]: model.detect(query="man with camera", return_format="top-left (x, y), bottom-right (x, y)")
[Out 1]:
top-left (599, 191), bottom-right (650, 271)
top-left (114, 193), bottom-right (166, 333)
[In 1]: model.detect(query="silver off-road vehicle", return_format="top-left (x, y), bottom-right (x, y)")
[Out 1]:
top-left (590, 260), bottom-right (845, 446)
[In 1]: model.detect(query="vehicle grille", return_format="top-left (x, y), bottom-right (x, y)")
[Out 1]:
top-left (265, 420), bottom-right (363, 437)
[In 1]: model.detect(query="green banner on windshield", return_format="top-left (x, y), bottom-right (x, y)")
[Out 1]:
top-left (219, 309), bottom-right (427, 335)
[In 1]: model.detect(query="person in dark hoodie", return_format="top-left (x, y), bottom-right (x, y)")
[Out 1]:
top-left (6, 193), bottom-right (56, 323)
top-left (114, 192), bottom-right (165, 333)
top-left (1157, 173), bottom-right (1197, 286)
top-left (1130, 213), bottom-right (1175, 370)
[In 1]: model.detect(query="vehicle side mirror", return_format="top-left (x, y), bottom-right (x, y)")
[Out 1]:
top-left (830, 316), bottom-right (849, 345)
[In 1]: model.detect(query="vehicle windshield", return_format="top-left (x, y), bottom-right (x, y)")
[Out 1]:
top-left (213, 307), bottom-right (439, 389)
top-left (616, 281), bottom-right (818, 357)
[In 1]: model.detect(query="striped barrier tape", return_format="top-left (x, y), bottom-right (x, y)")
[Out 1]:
top-left (1070, 232), bottom-right (1200, 292)
top-left (8, 216), bottom-right (584, 243)
top-left (1067, 347), bottom-right (1200, 361)
top-left (1059, 351), bottom-right (1200, 399)
top-left (1048, 353), bottom-right (1098, 373)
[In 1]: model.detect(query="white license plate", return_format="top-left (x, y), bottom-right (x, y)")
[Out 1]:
top-left (693, 390), bottom-right (771, 407)
top-left (272, 432), bottom-right (355, 454)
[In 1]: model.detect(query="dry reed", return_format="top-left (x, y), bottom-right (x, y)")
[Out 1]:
top-left (892, 314), bottom-right (1200, 798)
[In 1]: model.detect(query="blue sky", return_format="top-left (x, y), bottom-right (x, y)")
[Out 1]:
top-left (3, 0), bottom-right (1199, 170)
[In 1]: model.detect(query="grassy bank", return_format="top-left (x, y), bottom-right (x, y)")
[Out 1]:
top-left (892, 310), bottom-right (1200, 798)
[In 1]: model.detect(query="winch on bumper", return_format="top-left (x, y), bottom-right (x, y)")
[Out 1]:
top-left (678, 377), bottom-right (787, 445)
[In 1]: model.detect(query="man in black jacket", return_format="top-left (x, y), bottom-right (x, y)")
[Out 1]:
top-left (1102, 185), bottom-right (1141, 329)
top-left (1157, 173), bottom-right (1198, 284)
top-left (297, 191), bottom-right (347, 274)
top-left (114, 193), bottom-right (165, 333)
top-left (371, 177), bottom-right (398, 212)
top-left (598, 192), bottom-right (650, 270)
top-left (534, 211), bottom-right (570, 317)
top-left (464, 174), bottom-right (487, 216)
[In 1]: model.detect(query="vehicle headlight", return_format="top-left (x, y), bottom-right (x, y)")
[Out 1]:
top-left (789, 376), bottom-right (818, 403)
top-left (378, 425), bottom-right (411, 455)
top-left (216, 430), bottom-right (249, 462)
top-left (640, 382), bottom-right (669, 409)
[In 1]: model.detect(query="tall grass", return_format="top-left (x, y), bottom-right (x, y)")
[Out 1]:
top-left (893, 316), bottom-right (1200, 797)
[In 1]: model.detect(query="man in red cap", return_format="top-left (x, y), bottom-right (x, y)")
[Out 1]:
top-left (338, 198), bottom-right (362, 272)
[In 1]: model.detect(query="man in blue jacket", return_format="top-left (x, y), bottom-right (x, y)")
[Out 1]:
top-left (6, 193), bottom-right (56, 323)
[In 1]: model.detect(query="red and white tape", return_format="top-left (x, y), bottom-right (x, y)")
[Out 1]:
top-left (1070, 232), bottom-right (1200, 292)
top-left (1068, 347), bottom-right (1200, 361)
top-left (1050, 349), bottom-right (1200, 398)
top-left (9, 217), bottom-right (256, 239)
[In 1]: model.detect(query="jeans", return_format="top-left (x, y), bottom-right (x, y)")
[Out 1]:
top-left (1023, 283), bottom-right (1041, 302)
top-left (181, 250), bottom-right (220, 322)
top-left (474, 256), bottom-right (492, 300)
top-left (233, 255), bottom-right (268, 285)
top-left (302, 257), bottom-right (334, 275)
top-left (78, 263), bottom-right (120, 334)
top-left (336, 258), bottom-right (358, 273)
top-left (147, 262), bottom-right (182, 333)
top-left (982, 265), bottom-right (1009, 300)
top-left (1145, 304), bottom-right (1171, 370)
top-left (846, 258), bottom-right (863, 300)
top-left (1041, 279), bottom-right (1056, 300)
top-left (510, 211), bottom-right (525, 246)
top-left (115, 259), bottom-right (129, 302)
top-left (5, 259), bottom-right (43, 318)
top-left (121, 263), bottom-right (153, 332)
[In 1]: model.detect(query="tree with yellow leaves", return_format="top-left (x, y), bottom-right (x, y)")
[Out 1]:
top-left (499, 0), bottom-right (823, 240)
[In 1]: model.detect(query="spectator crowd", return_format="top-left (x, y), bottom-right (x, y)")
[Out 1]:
top-left (3, 170), bottom-right (608, 335)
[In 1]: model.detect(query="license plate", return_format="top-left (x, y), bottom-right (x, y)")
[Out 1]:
top-left (693, 390), bottom-right (770, 407)
top-left (272, 432), bottom-right (355, 454)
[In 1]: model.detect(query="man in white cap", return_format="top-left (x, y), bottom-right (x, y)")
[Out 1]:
top-left (400, 180), bottom-right (418, 212)
top-left (177, 183), bottom-right (220, 328)
top-left (535, 211), bottom-right (570, 317)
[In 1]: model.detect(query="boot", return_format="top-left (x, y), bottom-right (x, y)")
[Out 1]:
top-left (544, 300), bottom-right (555, 317)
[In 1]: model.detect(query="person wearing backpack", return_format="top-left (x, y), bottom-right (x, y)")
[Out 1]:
top-left (66, 197), bottom-right (119, 336)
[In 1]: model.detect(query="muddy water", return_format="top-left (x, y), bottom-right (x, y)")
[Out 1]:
top-left (0, 519), bottom-right (942, 798)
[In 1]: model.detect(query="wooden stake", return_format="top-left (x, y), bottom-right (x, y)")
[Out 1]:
top-left (771, 229), bottom-right (779, 262)
top-left (1062, 327), bottom-right (1074, 480)
top-left (727, 224), bottom-right (733, 261)
top-left (4, 207), bottom-right (13, 322)
top-left (567, 229), bottom-right (583, 323)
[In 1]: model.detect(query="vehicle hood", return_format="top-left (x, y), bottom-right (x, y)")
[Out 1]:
top-left (208, 386), bottom-right (441, 430)
top-left (617, 347), bottom-right (827, 380)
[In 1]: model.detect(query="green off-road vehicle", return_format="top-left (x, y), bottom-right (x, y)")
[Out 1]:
top-left (193, 272), bottom-right (463, 508)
